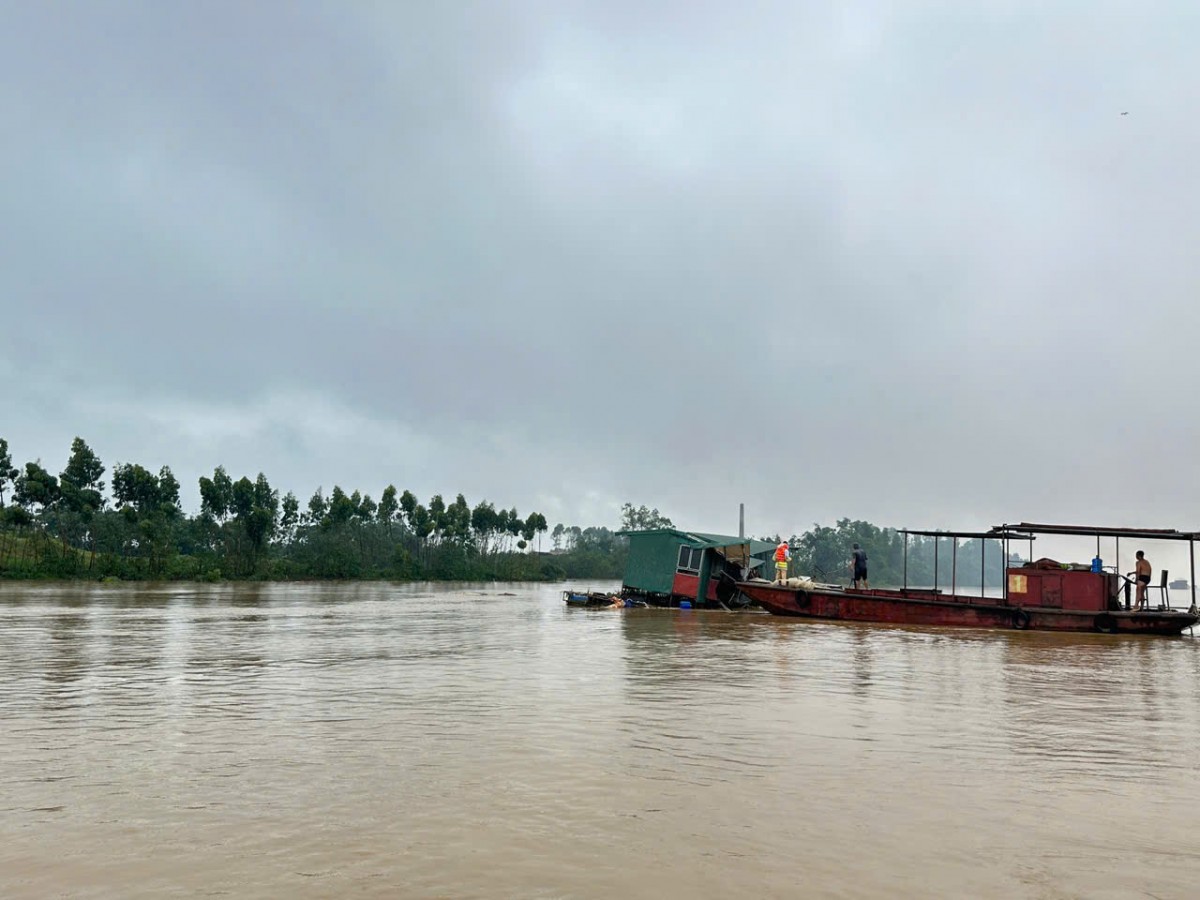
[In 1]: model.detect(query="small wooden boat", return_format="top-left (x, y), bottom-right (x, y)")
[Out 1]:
top-left (737, 523), bottom-right (1199, 636)
top-left (563, 590), bottom-right (619, 607)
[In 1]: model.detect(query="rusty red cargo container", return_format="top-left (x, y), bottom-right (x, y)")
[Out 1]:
top-left (1006, 567), bottom-right (1113, 611)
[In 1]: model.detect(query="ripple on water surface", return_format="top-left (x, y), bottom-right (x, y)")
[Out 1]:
top-left (2, 581), bottom-right (1200, 898)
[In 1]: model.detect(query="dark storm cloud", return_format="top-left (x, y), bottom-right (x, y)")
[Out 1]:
top-left (3, 1), bottom-right (1200, 535)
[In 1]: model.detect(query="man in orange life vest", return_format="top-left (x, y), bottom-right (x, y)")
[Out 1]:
top-left (774, 540), bottom-right (791, 584)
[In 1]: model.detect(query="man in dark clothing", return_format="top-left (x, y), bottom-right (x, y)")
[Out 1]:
top-left (851, 543), bottom-right (869, 589)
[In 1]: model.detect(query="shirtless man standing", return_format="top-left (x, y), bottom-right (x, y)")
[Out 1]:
top-left (1133, 550), bottom-right (1152, 611)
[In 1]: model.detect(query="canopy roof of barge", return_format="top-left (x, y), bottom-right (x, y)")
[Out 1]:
top-left (992, 522), bottom-right (1200, 541)
top-left (899, 528), bottom-right (1034, 540)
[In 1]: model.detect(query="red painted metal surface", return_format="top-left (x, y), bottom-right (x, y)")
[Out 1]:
top-left (1008, 568), bottom-right (1111, 612)
top-left (738, 570), bottom-right (1198, 636)
top-left (671, 572), bottom-right (699, 600)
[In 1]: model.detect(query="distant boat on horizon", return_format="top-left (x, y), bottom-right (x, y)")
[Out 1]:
top-left (1170, 578), bottom-right (1189, 590)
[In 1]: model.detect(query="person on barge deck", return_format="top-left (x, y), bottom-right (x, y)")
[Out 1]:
top-left (850, 543), bottom-right (869, 590)
top-left (774, 540), bottom-right (791, 584)
top-left (1132, 550), bottom-right (1152, 611)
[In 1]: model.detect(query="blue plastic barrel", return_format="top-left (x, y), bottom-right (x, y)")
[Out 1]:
top-left (1091, 556), bottom-right (1102, 573)
top-left (679, 601), bottom-right (692, 609)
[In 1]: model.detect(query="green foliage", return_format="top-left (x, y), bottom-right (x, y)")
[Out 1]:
top-left (0, 434), bottom-right (631, 585)
top-left (9, 441), bottom-right (1010, 593)
top-left (60, 437), bottom-right (106, 517)
top-left (15, 461), bottom-right (59, 514)
top-left (199, 466), bottom-right (234, 522)
top-left (0, 438), bottom-right (19, 506)
top-left (620, 503), bottom-right (673, 531)
top-left (377, 485), bottom-right (398, 527)
top-left (279, 491), bottom-right (299, 544)
top-left (112, 463), bottom-right (162, 514)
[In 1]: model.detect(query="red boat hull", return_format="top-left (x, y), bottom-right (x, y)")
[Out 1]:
top-left (737, 583), bottom-right (1198, 636)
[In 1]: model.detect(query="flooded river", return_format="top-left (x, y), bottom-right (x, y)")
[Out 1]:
top-left (2, 581), bottom-right (1199, 898)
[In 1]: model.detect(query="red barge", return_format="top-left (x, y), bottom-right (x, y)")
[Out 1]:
top-left (737, 523), bottom-right (1200, 636)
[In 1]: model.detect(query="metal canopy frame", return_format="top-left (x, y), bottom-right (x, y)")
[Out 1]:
top-left (993, 522), bottom-right (1200, 541)
top-left (896, 529), bottom-right (1033, 598)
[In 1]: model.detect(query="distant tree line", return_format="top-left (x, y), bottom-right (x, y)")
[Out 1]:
top-left (0, 437), bottom-right (1006, 588)
top-left (780, 518), bottom-right (1007, 589)
top-left (0, 435), bottom-right (619, 582)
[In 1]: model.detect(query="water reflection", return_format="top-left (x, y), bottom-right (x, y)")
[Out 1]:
top-left (45, 613), bottom-right (89, 686)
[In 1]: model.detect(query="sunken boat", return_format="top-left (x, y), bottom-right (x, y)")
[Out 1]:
top-left (618, 528), bottom-right (777, 608)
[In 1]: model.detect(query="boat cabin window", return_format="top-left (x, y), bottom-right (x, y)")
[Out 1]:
top-left (677, 546), bottom-right (703, 574)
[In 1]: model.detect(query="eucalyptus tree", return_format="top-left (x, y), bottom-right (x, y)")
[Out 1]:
top-left (158, 466), bottom-right (181, 512)
top-left (327, 486), bottom-right (356, 527)
top-left (14, 461), bottom-right (59, 516)
top-left (110, 462), bottom-right (157, 562)
top-left (305, 487), bottom-right (328, 528)
top-left (428, 494), bottom-right (446, 546)
top-left (505, 507), bottom-right (521, 552)
top-left (492, 507), bottom-right (509, 554)
top-left (278, 491), bottom-right (299, 546)
top-left (241, 473), bottom-right (279, 567)
top-left (199, 466), bottom-right (234, 521)
top-left (524, 512), bottom-right (548, 552)
top-left (197, 466), bottom-right (235, 561)
top-left (351, 492), bottom-right (377, 566)
top-left (399, 490), bottom-right (417, 530)
top-left (111, 463), bottom-right (161, 513)
top-left (14, 461), bottom-right (60, 562)
top-left (471, 501), bottom-right (498, 556)
top-left (620, 503), bottom-right (673, 531)
top-left (411, 504), bottom-right (433, 563)
top-left (110, 461), bottom-right (183, 574)
top-left (0, 438), bottom-right (18, 506)
top-left (60, 438), bottom-right (105, 510)
top-left (0, 439), bottom-right (19, 561)
top-left (253, 473), bottom-right (277, 520)
top-left (377, 485), bottom-right (399, 537)
top-left (195, 468), bottom-right (277, 575)
top-left (446, 494), bottom-right (472, 545)
top-left (48, 437), bottom-right (106, 564)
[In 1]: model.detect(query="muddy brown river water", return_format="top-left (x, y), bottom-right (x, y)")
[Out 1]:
top-left (2, 581), bottom-right (1199, 898)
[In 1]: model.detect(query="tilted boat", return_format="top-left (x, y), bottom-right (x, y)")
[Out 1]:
top-left (562, 590), bottom-right (653, 608)
top-left (563, 590), bottom-right (617, 607)
top-left (737, 523), bottom-right (1199, 636)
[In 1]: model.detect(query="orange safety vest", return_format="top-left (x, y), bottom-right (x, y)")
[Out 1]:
top-left (774, 544), bottom-right (789, 562)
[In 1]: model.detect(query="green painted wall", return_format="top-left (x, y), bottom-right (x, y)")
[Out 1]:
top-left (623, 531), bottom-right (687, 594)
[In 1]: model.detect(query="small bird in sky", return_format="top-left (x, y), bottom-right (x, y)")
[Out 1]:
top-left (1121, 111), bottom-right (1129, 116)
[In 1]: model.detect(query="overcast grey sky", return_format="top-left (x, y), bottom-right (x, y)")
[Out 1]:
top-left (3, 1), bottom-right (1199, 538)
